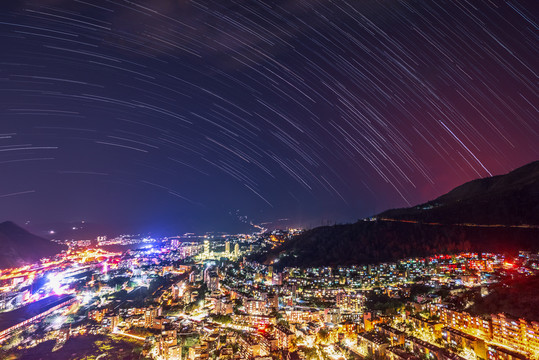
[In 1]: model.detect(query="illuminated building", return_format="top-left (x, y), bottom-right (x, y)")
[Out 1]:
top-left (232, 314), bottom-right (275, 327)
top-left (203, 267), bottom-right (212, 283)
top-left (219, 346), bottom-right (234, 360)
top-left (324, 308), bottom-right (341, 323)
top-left (491, 313), bottom-right (539, 356)
top-left (244, 298), bottom-right (266, 315)
top-left (102, 315), bottom-right (119, 331)
top-left (358, 332), bottom-right (390, 359)
top-left (207, 272), bottom-right (219, 292)
top-left (225, 241), bottom-right (230, 254)
top-left (428, 305), bottom-right (492, 339)
top-left (387, 347), bottom-right (420, 360)
top-left (441, 327), bottom-right (486, 359)
top-left (336, 291), bottom-right (364, 312)
top-left (211, 297), bottom-right (233, 315)
top-left (377, 324), bottom-right (405, 346)
top-left (151, 316), bottom-right (169, 330)
top-left (57, 327), bottom-right (70, 344)
top-left (170, 238), bottom-right (180, 249)
top-left (144, 307), bottom-right (162, 328)
top-left (234, 243), bottom-right (240, 257)
top-left (265, 292), bottom-right (279, 312)
top-left (172, 284), bottom-right (181, 300)
top-left (166, 345), bottom-right (182, 360)
top-left (272, 272), bottom-right (283, 286)
top-left (204, 239), bottom-right (210, 257)
top-left (273, 324), bottom-right (295, 350)
top-left (409, 314), bottom-right (443, 337)
top-left (405, 336), bottom-right (443, 360)
top-left (260, 334), bottom-right (278, 353)
top-left (487, 344), bottom-right (530, 360)
top-left (237, 335), bottom-right (261, 359)
top-left (285, 308), bottom-right (320, 323)
top-left (189, 342), bottom-right (209, 360)
top-left (89, 309), bottom-right (107, 323)
top-left (189, 271), bottom-right (197, 283)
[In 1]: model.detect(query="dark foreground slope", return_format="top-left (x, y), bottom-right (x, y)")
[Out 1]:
top-left (259, 161), bottom-right (539, 267)
top-left (468, 275), bottom-right (539, 321)
top-left (0, 221), bottom-right (66, 269)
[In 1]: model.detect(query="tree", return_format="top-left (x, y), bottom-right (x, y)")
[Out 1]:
top-left (317, 328), bottom-right (330, 344)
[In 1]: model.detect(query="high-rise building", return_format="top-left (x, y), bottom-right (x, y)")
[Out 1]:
top-left (172, 284), bottom-right (181, 300)
top-left (204, 267), bottom-right (211, 283)
top-left (272, 272), bottom-right (283, 286)
top-left (244, 298), bottom-right (266, 315)
top-left (208, 273), bottom-right (219, 292)
top-left (225, 241), bottom-right (230, 254)
top-left (234, 243), bottom-right (240, 257)
top-left (267, 292), bottom-right (279, 311)
top-left (168, 345), bottom-right (182, 360)
top-left (144, 308), bottom-right (159, 328)
top-left (491, 313), bottom-right (539, 355)
top-left (204, 239), bottom-right (210, 257)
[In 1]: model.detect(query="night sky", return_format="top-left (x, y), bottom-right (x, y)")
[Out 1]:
top-left (0, 0), bottom-right (537, 234)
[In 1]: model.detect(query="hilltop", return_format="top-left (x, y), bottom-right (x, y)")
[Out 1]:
top-left (258, 161), bottom-right (539, 267)
top-left (0, 221), bottom-right (66, 269)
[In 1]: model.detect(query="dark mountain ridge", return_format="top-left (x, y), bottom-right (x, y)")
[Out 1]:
top-left (379, 160), bottom-right (539, 225)
top-left (259, 161), bottom-right (539, 267)
top-left (0, 221), bottom-right (66, 269)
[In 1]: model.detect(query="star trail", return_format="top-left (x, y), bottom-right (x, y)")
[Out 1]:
top-left (0, 0), bottom-right (537, 233)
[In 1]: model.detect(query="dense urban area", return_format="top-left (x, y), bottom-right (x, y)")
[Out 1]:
top-left (0, 230), bottom-right (538, 360)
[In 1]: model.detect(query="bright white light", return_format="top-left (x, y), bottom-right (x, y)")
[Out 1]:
top-left (81, 293), bottom-right (93, 304)
top-left (47, 273), bottom-right (65, 295)
top-left (52, 316), bottom-right (66, 329)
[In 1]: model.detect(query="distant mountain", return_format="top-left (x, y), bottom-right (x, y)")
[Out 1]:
top-left (0, 221), bottom-right (66, 269)
top-left (257, 161), bottom-right (539, 267)
top-left (378, 160), bottom-right (539, 225)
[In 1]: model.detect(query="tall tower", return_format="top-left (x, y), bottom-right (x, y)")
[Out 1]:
top-left (204, 239), bottom-right (210, 257)
top-left (225, 241), bottom-right (230, 254)
top-left (234, 243), bottom-right (239, 257)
